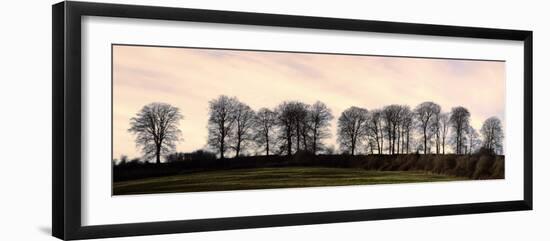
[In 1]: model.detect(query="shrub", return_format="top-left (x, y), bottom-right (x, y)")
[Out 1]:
top-left (113, 153), bottom-right (505, 181)
top-left (473, 155), bottom-right (493, 179)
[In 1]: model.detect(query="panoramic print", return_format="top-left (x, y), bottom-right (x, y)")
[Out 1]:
top-left (112, 45), bottom-right (505, 195)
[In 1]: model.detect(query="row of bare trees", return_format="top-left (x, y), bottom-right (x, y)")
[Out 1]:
top-left (336, 101), bottom-right (503, 156)
top-left (127, 99), bottom-right (504, 162)
top-left (207, 96), bottom-right (334, 158)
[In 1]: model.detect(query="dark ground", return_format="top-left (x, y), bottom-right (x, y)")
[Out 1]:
top-left (113, 167), bottom-right (466, 195)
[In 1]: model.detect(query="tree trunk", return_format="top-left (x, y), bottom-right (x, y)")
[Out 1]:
top-left (220, 136), bottom-right (225, 159)
top-left (155, 144), bottom-right (161, 164)
top-left (388, 130), bottom-right (391, 154)
top-left (406, 130), bottom-right (410, 154)
top-left (235, 140), bottom-right (241, 157)
top-left (265, 132), bottom-right (269, 156)
top-left (456, 130), bottom-right (460, 154)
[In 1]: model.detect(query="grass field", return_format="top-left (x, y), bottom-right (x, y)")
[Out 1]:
top-left (113, 167), bottom-right (466, 195)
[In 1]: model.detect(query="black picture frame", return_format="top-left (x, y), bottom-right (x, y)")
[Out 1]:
top-left (52, 1), bottom-right (533, 240)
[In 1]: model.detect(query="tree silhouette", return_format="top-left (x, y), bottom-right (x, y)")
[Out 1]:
top-left (383, 105), bottom-right (404, 154)
top-left (309, 101), bottom-right (334, 154)
top-left (414, 101), bottom-right (441, 154)
top-left (207, 95), bottom-right (238, 159)
top-left (292, 102), bottom-right (310, 152)
top-left (394, 105), bottom-right (412, 154)
top-left (366, 109), bottom-right (384, 154)
top-left (450, 106), bottom-right (470, 154)
top-left (481, 117), bottom-right (504, 154)
top-left (231, 101), bottom-right (256, 157)
top-left (337, 107), bottom-right (369, 155)
top-left (254, 108), bottom-right (278, 155)
top-left (275, 101), bottom-right (298, 156)
top-left (128, 102), bottom-right (183, 164)
top-left (382, 106), bottom-right (394, 154)
top-left (400, 106), bottom-right (413, 154)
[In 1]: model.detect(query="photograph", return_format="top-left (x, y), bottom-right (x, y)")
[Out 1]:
top-left (111, 44), bottom-right (506, 195)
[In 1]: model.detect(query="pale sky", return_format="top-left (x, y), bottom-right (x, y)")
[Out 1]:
top-left (112, 45), bottom-right (505, 159)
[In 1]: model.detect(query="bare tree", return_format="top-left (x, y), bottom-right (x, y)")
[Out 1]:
top-left (400, 106), bottom-right (413, 154)
top-left (293, 102), bottom-right (310, 152)
top-left (128, 102), bottom-right (183, 164)
top-left (366, 109), bottom-right (384, 154)
top-left (394, 105), bottom-right (404, 154)
top-left (382, 105), bottom-right (404, 154)
top-left (207, 95), bottom-right (238, 159)
top-left (440, 113), bottom-right (450, 154)
top-left (450, 106), bottom-right (471, 154)
top-left (231, 101), bottom-right (256, 157)
top-left (254, 108), bottom-right (278, 156)
top-left (382, 106), bottom-right (394, 154)
top-left (337, 106), bottom-right (369, 155)
top-left (414, 101), bottom-right (441, 154)
top-left (481, 117), bottom-right (504, 154)
top-left (273, 101), bottom-right (312, 154)
top-left (308, 101), bottom-right (334, 154)
top-left (395, 105), bottom-right (412, 154)
top-left (275, 101), bottom-right (298, 155)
